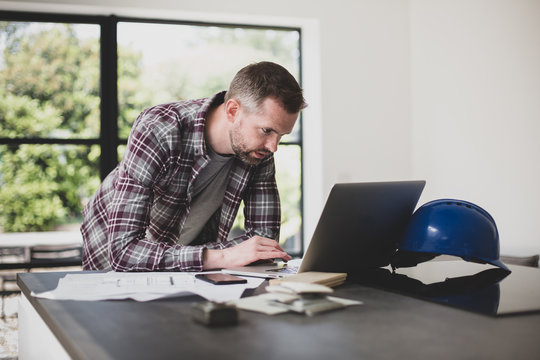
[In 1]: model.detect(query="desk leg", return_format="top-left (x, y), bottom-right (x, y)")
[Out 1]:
top-left (18, 295), bottom-right (71, 360)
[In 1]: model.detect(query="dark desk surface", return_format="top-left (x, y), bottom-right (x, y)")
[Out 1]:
top-left (18, 269), bottom-right (540, 360)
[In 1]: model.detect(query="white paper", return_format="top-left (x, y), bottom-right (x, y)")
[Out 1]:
top-left (32, 271), bottom-right (264, 302)
top-left (232, 293), bottom-right (293, 315)
top-left (326, 296), bottom-right (363, 306)
top-left (231, 293), bottom-right (363, 315)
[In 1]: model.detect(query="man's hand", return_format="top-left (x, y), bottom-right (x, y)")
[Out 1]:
top-left (203, 236), bottom-right (292, 270)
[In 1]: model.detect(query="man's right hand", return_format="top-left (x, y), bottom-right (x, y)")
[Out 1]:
top-left (202, 236), bottom-right (291, 270)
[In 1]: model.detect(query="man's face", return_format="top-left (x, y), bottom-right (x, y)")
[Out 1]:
top-left (229, 97), bottom-right (298, 165)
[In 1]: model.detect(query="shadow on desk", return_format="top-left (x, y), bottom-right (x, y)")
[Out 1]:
top-left (351, 267), bottom-right (508, 316)
top-left (349, 260), bottom-right (540, 317)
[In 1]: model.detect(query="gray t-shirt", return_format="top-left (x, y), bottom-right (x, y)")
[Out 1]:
top-left (178, 145), bottom-right (234, 245)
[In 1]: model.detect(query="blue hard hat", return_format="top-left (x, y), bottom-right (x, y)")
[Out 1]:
top-left (391, 199), bottom-right (510, 271)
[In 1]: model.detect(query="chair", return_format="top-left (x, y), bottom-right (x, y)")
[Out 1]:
top-left (0, 246), bottom-right (27, 318)
top-left (0, 244), bottom-right (82, 318)
top-left (29, 243), bottom-right (82, 268)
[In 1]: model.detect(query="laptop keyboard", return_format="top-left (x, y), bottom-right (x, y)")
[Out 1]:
top-left (266, 265), bottom-right (299, 274)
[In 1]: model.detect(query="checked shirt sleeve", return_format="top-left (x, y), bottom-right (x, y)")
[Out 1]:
top-left (234, 156), bottom-right (281, 244)
top-left (105, 109), bottom-right (205, 272)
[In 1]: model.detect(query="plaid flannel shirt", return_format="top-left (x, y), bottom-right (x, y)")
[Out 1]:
top-left (81, 92), bottom-right (281, 271)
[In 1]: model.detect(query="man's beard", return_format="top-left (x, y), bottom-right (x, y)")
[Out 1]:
top-left (230, 131), bottom-right (270, 166)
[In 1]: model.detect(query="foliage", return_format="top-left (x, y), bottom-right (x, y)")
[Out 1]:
top-left (2, 23), bottom-right (100, 137)
top-left (1, 21), bottom-right (302, 245)
top-left (118, 46), bottom-right (152, 138)
top-left (0, 89), bottom-right (67, 231)
top-left (1, 23), bottom-right (106, 231)
top-left (0, 88), bottom-right (61, 137)
top-left (0, 146), bottom-right (67, 232)
top-left (118, 25), bottom-right (300, 137)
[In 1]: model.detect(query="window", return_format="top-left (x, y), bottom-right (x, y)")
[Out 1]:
top-left (0, 12), bottom-right (304, 255)
top-left (0, 18), bottom-right (101, 234)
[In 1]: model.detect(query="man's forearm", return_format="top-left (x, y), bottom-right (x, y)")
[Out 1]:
top-left (202, 249), bottom-right (225, 270)
top-left (201, 236), bottom-right (291, 270)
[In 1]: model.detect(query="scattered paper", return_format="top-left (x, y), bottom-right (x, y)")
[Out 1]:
top-left (326, 296), bottom-right (363, 307)
top-left (232, 293), bottom-right (294, 315)
top-left (231, 292), bottom-right (363, 316)
top-left (266, 282), bottom-right (334, 295)
top-left (32, 271), bottom-right (264, 302)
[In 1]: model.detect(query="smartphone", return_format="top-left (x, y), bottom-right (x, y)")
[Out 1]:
top-left (195, 273), bottom-right (247, 285)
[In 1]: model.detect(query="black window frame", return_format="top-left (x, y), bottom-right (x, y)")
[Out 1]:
top-left (0, 10), bottom-right (304, 256)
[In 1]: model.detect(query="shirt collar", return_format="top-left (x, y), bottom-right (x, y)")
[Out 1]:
top-left (193, 91), bottom-right (226, 159)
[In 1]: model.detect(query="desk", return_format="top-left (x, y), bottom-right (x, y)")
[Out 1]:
top-left (18, 270), bottom-right (540, 360)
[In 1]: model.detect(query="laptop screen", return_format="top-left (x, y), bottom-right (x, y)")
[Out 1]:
top-left (298, 180), bottom-right (425, 274)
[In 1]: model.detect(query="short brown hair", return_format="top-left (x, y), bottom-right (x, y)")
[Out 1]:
top-left (224, 61), bottom-right (307, 114)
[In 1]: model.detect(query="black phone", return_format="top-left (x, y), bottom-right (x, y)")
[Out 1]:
top-left (195, 273), bottom-right (247, 285)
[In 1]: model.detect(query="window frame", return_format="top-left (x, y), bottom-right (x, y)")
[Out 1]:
top-left (0, 10), bottom-right (305, 256)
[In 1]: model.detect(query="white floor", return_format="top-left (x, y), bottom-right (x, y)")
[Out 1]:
top-left (0, 294), bottom-right (19, 360)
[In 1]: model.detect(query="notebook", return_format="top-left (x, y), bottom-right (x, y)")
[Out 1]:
top-left (222, 180), bottom-right (426, 279)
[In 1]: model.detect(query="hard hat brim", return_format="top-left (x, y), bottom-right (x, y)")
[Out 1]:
top-left (485, 258), bottom-right (510, 272)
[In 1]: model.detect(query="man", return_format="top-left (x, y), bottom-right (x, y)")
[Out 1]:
top-left (81, 61), bottom-right (307, 272)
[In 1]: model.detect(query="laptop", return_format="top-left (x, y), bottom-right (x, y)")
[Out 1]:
top-left (222, 180), bottom-right (426, 278)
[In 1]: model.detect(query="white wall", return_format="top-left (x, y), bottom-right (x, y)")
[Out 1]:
top-left (2, 0), bottom-right (539, 256)
top-left (410, 0), bottom-right (540, 256)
